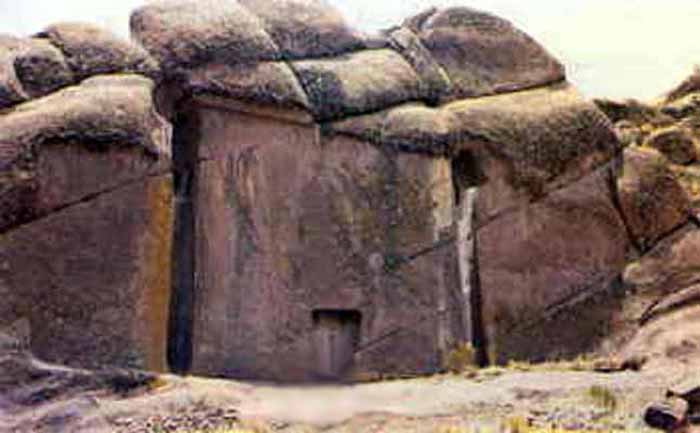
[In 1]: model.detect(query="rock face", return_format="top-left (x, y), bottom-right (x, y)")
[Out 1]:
top-left (36, 22), bottom-right (159, 79)
top-left (405, 7), bottom-right (565, 102)
top-left (186, 106), bottom-right (459, 380)
top-left (596, 72), bottom-right (700, 369)
top-left (0, 73), bottom-right (173, 370)
top-left (137, 0), bottom-right (625, 378)
top-left (478, 163), bottom-right (629, 362)
top-left (0, 0), bottom-right (652, 381)
top-left (616, 147), bottom-right (690, 250)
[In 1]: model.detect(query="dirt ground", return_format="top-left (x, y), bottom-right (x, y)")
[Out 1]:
top-left (3, 360), bottom-right (689, 433)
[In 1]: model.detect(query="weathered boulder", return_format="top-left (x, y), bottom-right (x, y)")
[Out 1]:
top-left (620, 300), bottom-right (700, 372)
top-left (404, 7), bottom-right (565, 101)
top-left (644, 398), bottom-right (688, 431)
top-left (624, 225), bottom-right (700, 296)
top-left (37, 22), bottom-right (158, 80)
top-left (330, 102), bottom-right (456, 155)
top-left (0, 75), bottom-right (171, 233)
top-left (661, 92), bottom-right (700, 120)
top-left (130, 0), bottom-right (279, 71)
top-left (672, 164), bottom-right (700, 205)
top-left (478, 163), bottom-right (629, 362)
top-left (388, 27), bottom-right (452, 103)
top-left (616, 147), bottom-right (690, 250)
top-left (447, 84), bottom-right (619, 222)
top-left (0, 74), bottom-right (174, 371)
top-left (238, 0), bottom-right (365, 58)
top-left (185, 61), bottom-right (310, 110)
top-left (292, 49), bottom-right (424, 121)
top-left (330, 84), bottom-right (618, 208)
top-left (0, 35), bottom-right (30, 109)
top-left (0, 35), bottom-right (75, 109)
top-left (644, 126), bottom-right (699, 165)
top-left (0, 74), bottom-right (169, 155)
top-left (8, 37), bottom-right (73, 99)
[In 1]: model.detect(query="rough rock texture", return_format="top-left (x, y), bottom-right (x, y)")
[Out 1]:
top-left (238, 0), bottom-right (365, 59)
top-left (388, 27), bottom-right (452, 103)
top-left (292, 49), bottom-right (425, 121)
top-left (130, 1), bottom-right (565, 123)
top-left (404, 7), bottom-right (565, 101)
top-left (36, 22), bottom-right (159, 80)
top-left (0, 0), bottom-right (635, 381)
top-left (644, 398), bottom-right (688, 431)
top-left (0, 175), bottom-right (174, 371)
top-left (447, 84), bottom-right (618, 223)
top-left (0, 35), bottom-right (74, 109)
top-left (187, 103), bottom-right (462, 381)
top-left (0, 36), bottom-right (28, 108)
top-left (644, 126), bottom-right (699, 165)
top-left (624, 225), bottom-right (700, 296)
top-left (0, 73), bottom-right (174, 372)
top-left (662, 92), bottom-right (700, 120)
top-left (0, 75), bottom-right (171, 233)
top-left (130, 0), bottom-right (279, 70)
top-left (0, 342), bottom-right (156, 432)
top-left (0, 75), bottom-right (169, 153)
top-left (478, 163), bottom-right (630, 362)
top-left (8, 38), bottom-right (73, 99)
top-left (186, 62), bottom-right (310, 110)
top-left (330, 83), bottom-right (617, 202)
top-left (616, 147), bottom-right (690, 250)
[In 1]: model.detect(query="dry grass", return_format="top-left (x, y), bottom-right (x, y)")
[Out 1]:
top-left (434, 416), bottom-right (637, 433)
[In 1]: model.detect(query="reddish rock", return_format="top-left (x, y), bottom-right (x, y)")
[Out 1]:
top-left (292, 49), bottom-right (425, 121)
top-left (644, 126), bottom-right (699, 165)
top-left (0, 75), bottom-right (173, 372)
top-left (477, 163), bottom-right (629, 362)
top-left (406, 7), bottom-right (565, 101)
top-left (0, 75), bottom-right (171, 233)
top-left (187, 102), bottom-right (461, 380)
top-left (37, 22), bottom-right (159, 79)
top-left (0, 174), bottom-right (173, 371)
top-left (130, 0), bottom-right (279, 70)
top-left (624, 225), bottom-right (700, 296)
top-left (238, 0), bottom-right (365, 59)
top-left (617, 147), bottom-right (690, 250)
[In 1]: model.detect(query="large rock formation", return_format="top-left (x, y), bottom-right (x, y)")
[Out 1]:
top-left (593, 70), bottom-right (700, 369)
top-left (1, 0), bottom-right (668, 381)
top-left (0, 29), bottom-right (173, 373)
top-left (130, 0), bottom-right (625, 378)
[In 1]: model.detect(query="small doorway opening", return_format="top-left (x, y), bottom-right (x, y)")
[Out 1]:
top-left (312, 309), bottom-right (361, 380)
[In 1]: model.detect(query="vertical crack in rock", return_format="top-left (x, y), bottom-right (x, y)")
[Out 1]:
top-left (167, 107), bottom-right (200, 374)
top-left (452, 151), bottom-right (488, 366)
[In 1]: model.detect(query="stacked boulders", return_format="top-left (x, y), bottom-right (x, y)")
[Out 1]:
top-left (0, 24), bottom-right (173, 372)
top-left (595, 70), bottom-right (700, 369)
top-left (127, 0), bottom-right (629, 375)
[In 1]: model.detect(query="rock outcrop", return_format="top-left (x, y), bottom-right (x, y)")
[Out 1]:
top-left (594, 70), bottom-right (700, 370)
top-left (2, 0), bottom-right (676, 382)
top-left (0, 28), bottom-right (173, 373)
top-left (129, 0), bottom-right (623, 376)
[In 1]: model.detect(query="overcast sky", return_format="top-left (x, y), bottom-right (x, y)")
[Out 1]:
top-left (2, 0), bottom-right (699, 100)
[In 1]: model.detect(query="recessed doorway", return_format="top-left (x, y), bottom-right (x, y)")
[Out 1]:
top-left (312, 309), bottom-right (361, 380)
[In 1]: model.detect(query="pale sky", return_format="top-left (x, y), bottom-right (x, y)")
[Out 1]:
top-left (1, 0), bottom-right (699, 101)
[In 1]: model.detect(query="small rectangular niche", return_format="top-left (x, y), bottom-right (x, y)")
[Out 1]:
top-left (312, 309), bottom-right (362, 380)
